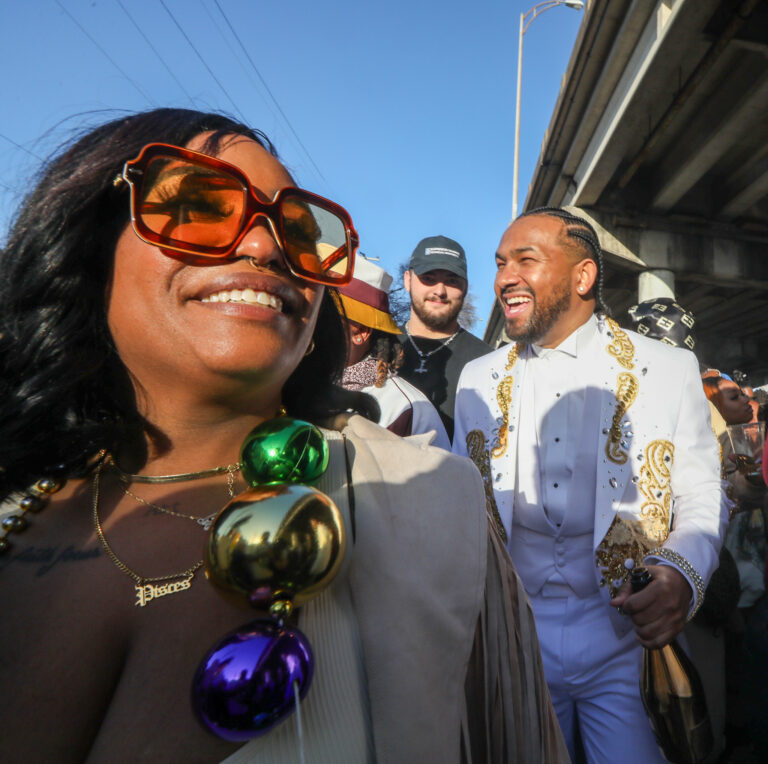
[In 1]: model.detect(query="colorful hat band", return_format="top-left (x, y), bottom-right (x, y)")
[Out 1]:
top-left (339, 294), bottom-right (400, 335)
top-left (339, 277), bottom-right (391, 314)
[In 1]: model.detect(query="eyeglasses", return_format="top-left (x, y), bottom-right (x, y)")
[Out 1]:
top-left (120, 143), bottom-right (357, 286)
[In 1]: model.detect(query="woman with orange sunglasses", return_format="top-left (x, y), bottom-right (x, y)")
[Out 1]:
top-left (0, 109), bottom-right (566, 763)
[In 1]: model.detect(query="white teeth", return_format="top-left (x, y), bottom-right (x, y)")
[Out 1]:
top-left (505, 296), bottom-right (531, 305)
top-left (202, 289), bottom-right (284, 312)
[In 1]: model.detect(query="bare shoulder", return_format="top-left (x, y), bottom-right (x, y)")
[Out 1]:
top-left (0, 479), bottom-right (128, 760)
top-left (0, 476), bottom-right (252, 763)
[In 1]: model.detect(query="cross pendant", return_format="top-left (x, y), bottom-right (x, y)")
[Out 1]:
top-left (415, 359), bottom-right (428, 373)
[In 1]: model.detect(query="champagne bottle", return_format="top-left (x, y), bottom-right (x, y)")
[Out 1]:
top-left (630, 567), bottom-right (714, 764)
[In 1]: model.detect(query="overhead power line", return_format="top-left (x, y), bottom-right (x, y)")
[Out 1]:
top-left (54, 0), bottom-right (157, 106)
top-left (212, 0), bottom-right (326, 183)
top-left (115, 0), bottom-right (196, 107)
top-left (0, 133), bottom-right (45, 162)
top-left (159, 0), bottom-right (248, 125)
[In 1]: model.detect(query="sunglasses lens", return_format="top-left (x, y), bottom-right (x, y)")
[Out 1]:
top-left (279, 194), bottom-right (351, 284)
top-left (137, 156), bottom-right (246, 255)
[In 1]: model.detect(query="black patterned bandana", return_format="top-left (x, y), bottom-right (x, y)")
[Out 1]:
top-left (628, 298), bottom-right (696, 350)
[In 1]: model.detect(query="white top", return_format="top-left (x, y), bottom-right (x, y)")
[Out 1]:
top-left (363, 375), bottom-right (451, 450)
top-left (511, 316), bottom-right (602, 595)
top-left (525, 316), bottom-right (599, 527)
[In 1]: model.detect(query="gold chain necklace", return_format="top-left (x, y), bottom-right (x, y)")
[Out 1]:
top-left (106, 455), bottom-right (240, 531)
top-left (107, 454), bottom-right (241, 490)
top-left (92, 462), bottom-right (204, 608)
top-left (118, 483), bottom-right (219, 530)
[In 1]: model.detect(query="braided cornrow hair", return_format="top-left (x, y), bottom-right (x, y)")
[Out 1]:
top-left (371, 330), bottom-right (404, 388)
top-left (518, 206), bottom-right (609, 315)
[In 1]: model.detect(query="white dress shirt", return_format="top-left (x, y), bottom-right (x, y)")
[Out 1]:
top-left (511, 315), bottom-right (601, 596)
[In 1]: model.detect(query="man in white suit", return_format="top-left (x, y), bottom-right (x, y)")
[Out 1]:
top-left (453, 208), bottom-right (726, 762)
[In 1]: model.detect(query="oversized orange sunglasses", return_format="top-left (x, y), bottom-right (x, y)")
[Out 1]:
top-left (120, 143), bottom-right (357, 286)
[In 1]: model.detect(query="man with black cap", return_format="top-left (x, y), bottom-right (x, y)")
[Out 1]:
top-left (399, 235), bottom-right (490, 440)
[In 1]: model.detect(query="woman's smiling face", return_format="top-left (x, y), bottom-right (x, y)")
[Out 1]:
top-left (107, 134), bottom-right (324, 407)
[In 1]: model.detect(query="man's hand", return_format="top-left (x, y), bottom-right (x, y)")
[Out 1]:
top-left (610, 564), bottom-right (692, 649)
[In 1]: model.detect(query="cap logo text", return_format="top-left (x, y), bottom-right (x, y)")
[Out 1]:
top-left (424, 247), bottom-right (460, 258)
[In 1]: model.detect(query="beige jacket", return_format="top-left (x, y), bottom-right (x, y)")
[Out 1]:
top-left (226, 415), bottom-right (568, 764)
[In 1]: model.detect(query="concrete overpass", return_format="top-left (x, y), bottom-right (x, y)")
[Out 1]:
top-left (486, 0), bottom-right (768, 382)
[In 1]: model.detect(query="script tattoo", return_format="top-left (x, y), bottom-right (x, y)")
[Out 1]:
top-left (143, 501), bottom-right (181, 516)
top-left (0, 544), bottom-right (101, 575)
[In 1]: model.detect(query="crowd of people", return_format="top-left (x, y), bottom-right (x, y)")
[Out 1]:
top-left (0, 107), bottom-right (765, 763)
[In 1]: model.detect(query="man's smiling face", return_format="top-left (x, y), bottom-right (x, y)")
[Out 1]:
top-left (405, 268), bottom-right (467, 331)
top-left (494, 214), bottom-right (591, 347)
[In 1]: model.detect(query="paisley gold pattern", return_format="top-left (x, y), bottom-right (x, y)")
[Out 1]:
top-left (606, 317), bottom-right (635, 370)
top-left (605, 372), bottom-right (639, 464)
top-left (491, 343), bottom-right (523, 459)
top-left (466, 430), bottom-right (507, 543)
top-left (504, 342), bottom-right (522, 372)
top-left (596, 440), bottom-right (675, 597)
top-left (595, 514), bottom-right (657, 598)
top-left (637, 440), bottom-right (674, 542)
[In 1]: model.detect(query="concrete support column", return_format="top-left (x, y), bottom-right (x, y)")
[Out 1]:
top-left (638, 269), bottom-right (675, 302)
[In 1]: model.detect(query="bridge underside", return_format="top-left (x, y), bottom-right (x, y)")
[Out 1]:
top-left (487, 0), bottom-right (768, 382)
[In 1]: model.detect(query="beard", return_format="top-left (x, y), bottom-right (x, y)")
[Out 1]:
top-left (504, 278), bottom-right (571, 345)
top-left (412, 295), bottom-right (463, 331)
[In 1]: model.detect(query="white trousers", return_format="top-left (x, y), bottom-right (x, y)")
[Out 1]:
top-left (530, 590), bottom-right (667, 764)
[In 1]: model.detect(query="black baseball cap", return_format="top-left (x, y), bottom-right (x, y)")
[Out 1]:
top-left (408, 235), bottom-right (467, 280)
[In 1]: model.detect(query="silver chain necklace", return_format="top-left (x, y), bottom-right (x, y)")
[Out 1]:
top-left (405, 323), bottom-right (460, 373)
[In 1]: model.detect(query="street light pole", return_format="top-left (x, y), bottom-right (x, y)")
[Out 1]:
top-left (511, 0), bottom-right (584, 221)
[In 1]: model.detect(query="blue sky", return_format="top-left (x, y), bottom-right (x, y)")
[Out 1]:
top-left (0, 0), bottom-right (583, 333)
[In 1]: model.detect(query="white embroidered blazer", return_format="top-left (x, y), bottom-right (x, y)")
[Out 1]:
top-left (453, 317), bottom-right (726, 619)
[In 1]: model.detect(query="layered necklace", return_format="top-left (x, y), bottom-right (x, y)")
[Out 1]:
top-left (107, 453), bottom-right (241, 530)
top-left (92, 454), bottom-right (242, 607)
top-left (6, 413), bottom-right (345, 744)
top-left (405, 321), bottom-right (460, 373)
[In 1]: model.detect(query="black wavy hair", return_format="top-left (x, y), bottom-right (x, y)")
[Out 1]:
top-left (0, 108), bottom-right (374, 498)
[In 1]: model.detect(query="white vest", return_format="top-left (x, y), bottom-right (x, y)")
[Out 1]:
top-left (509, 321), bottom-right (600, 597)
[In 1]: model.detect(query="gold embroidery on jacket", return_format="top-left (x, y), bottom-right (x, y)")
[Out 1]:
top-left (491, 343), bottom-right (523, 459)
top-left (595, 514), bottom-right (656, 598)
top-left (605, 372), bottom-right (639, 464)
top-left (637, 440), bottom-right (674, 542)
top-left (596, 440), bottom-right (674, 596)
top-left (606, 318), bottom-right (635, 370)
top-left (466, 430), bottom-right (507, 542)
top-left (505, 343), bottom-right (522, 372)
